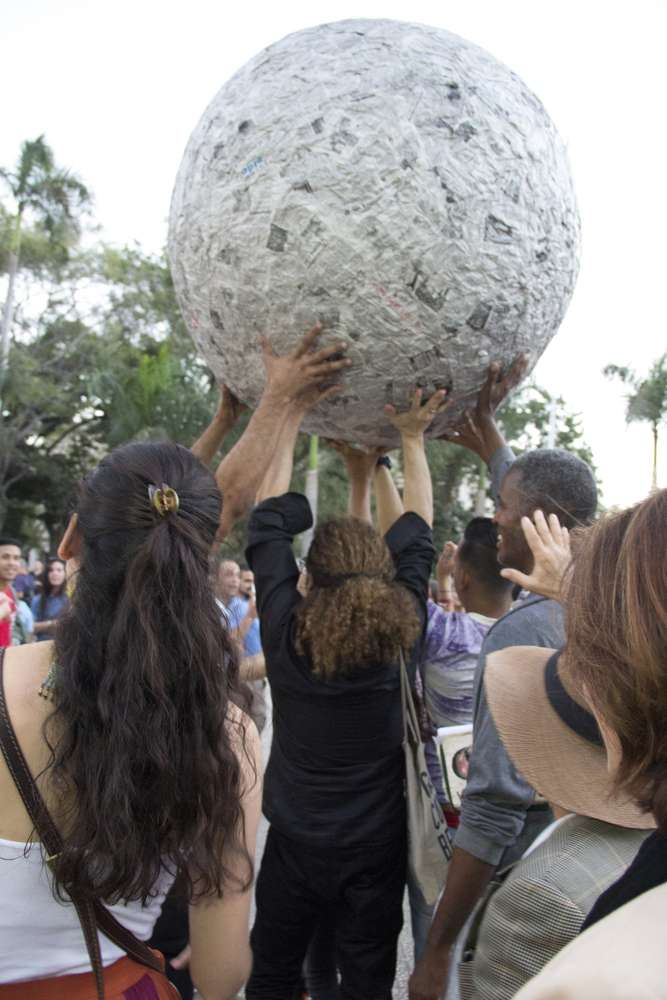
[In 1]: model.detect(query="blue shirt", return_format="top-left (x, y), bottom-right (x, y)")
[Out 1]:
top-left (236, 597), bottom-right (262, 656)
top-left (31, 593), bottom-right (69, 641)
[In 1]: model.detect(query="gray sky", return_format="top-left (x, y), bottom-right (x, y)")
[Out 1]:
top-left (3, 0), bottom-right (666, 506)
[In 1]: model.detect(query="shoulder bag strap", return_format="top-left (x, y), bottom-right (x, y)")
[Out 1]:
top-left (399, 648), bottom-right (420, 746)
top-left (0, 650), bottom-right (163, 990)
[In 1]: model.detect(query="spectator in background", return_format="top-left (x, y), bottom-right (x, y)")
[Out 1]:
top-left (0, 537), bottom-right (23, 649)
top-left (238, 564), bottom-right (267, 733)
top-left (31, 560), bottom-right (44, 596)
top-left (14, 560), bottom-right (36, 603)
top-left (31, 557), bottom-right (69, 641)
top-left (216, 558), bottom-right (244, 627)
top-left (424, 522), bottom-right (513, 735)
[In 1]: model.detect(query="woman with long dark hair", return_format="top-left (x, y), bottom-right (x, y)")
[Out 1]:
top-left (0, 441), bottom-right (261, 999)
top-left (243, 387), bottom-right (444, 1000)
top-left (31, 557), bottom-right (69, 641)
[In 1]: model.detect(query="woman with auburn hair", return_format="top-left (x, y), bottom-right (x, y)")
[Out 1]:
top-left (0, 441), bottom-right (261, 1000)
top-left (494, 490), bottom-right (667, 1000)
top-left (243, 389), bottom-right (445, 1000)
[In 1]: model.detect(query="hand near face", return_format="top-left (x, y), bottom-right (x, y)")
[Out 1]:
top-left (499, 509), bottom-right (571, 601)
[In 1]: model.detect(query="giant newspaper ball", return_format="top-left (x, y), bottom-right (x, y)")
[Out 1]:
top-left (168, 19), bottom-right (579, 444)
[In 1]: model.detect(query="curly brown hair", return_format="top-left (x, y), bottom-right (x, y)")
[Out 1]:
top-left (563, 489), bottom-right (667, 831)
top-left (295, 517), bottom-right (422, 679)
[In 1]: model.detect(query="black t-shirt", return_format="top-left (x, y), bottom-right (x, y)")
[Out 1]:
top-left (582, 829), bottom-right (667, 931)
top-left (245, 492), bottom-right (434, 848)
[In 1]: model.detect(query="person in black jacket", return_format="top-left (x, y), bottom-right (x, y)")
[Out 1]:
top-left (243, 386), bottom-right (445, 1000)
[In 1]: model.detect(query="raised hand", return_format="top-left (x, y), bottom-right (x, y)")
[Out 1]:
top-left (217, 385), bottom-right (247, 426)
top-left (500, 509), bottom-right (572, 600)
top-left (385, 388), bottom-right (449, 437)
top-left (260, 322), bottom-right (352, 410)
top-left (436, 540), bottom-right (457, 581)
top-left (440, 354), bottom-right (528, 461)
top-left (325, 439), bottom-right (383, 482)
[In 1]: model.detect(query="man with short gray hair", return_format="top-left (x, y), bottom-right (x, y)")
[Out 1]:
top-left (410, 360), bottom-right (597, 1000)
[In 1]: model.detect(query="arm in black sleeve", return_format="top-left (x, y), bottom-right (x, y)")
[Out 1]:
top-left (245, 492), bottom-right (312, 656)
top-left (385, 512), bottom-right (435, 631)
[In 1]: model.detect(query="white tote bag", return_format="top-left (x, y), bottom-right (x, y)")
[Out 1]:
top-left (400, 650), bottom-right (453, 906)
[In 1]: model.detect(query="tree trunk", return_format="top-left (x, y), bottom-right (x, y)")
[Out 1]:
top-left (0, 213), bottom-right (23, 399)
top-left (652, 424), bottom-right (659, 492)
top-left (300, 435), bottom-right (319, 556)
top-left (474, 463), bottom-right (488, 515)
top-left (0, 250), bottom-right (19, 391)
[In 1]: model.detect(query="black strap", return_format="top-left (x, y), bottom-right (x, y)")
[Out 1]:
top-left (545, 651), bottom-right (603, 746)
top-left (0, 649), bottom-right (165, 995)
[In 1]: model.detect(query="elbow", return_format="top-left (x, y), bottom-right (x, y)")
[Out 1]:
top-left (193, 953), bottom-right (252, 1000)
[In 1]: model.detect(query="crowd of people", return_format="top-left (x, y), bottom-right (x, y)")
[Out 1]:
top-left (0, 325), bottom-right (665, 1000)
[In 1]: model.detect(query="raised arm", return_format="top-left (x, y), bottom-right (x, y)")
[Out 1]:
top-left (214, 324), bottom-right (351, 538)
top-left (385, 389), bottom-right (447, 527)
top-left (256, 407), bottom-right (304, 503)
top-left (324, 440), bottom-right (380, 522)
top-left (191, 386), bottom-right (246, 465)
top-left (439, 356), bottom-right (528, 483)
top-left (373, 458), bottom-right (404, 535)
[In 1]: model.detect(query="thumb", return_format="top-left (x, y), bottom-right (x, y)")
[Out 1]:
top-left (170, 944), bottom-right (191, 970)
top-left (500, 567), bottom-right (530, 589)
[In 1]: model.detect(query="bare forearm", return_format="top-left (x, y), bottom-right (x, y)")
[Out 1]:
top-left (427, 847), bottom-right (495, 951)
top-left (256, 408), bottom-right (304, 502)
top-left (411, 847), bottom-right (496, 998)
top-left (191, 413), bottom-right (235, 465)
top-left (374, 464), bottom-right (404, 534)
top-left (477, 418), bottom-right (507, 465)
top-left (33, 619), bottom-right (55, 634)
top-left (401, 433), bottom-right (433, 526)
top-left (240, 653), bottom-right (267, 680)
top-left (215, 392), bottom-right (293, 532)
top-left (348, 474), bottom-right (373, 522)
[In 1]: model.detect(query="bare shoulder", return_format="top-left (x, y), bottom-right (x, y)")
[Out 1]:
top-left (3, 642), bottom-right (55, 727)
top-left (0, 643), bottom-right (56, 839)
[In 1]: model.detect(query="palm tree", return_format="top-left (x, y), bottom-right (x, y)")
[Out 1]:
top-left (604, 354), bottom-right (667, 491)
top-left (0, 136), bottom-right (89, 392)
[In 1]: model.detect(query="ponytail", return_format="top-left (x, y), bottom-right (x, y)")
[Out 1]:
top-left (46, 442), bottom-right (253, 904)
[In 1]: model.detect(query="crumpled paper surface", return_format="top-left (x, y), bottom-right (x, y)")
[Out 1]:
top-left (168, 18), bottom-right (579, 445)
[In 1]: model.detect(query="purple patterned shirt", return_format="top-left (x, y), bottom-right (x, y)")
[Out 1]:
top-left (421, 599), bottom-right (495, 802)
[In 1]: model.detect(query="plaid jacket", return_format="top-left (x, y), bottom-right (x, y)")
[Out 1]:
top-left (459, 814), bottom-right (649, 1000)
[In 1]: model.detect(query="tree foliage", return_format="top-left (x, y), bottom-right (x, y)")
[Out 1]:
top-left (604, 354), bottom-right (667, 489)
top-left (1, 138), bottom-right (597, 556)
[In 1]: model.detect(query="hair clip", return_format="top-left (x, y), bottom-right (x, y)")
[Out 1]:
top-left (148, 483), bottom-right (180, 517)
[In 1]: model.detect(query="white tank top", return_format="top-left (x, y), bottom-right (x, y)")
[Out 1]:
top-left (0, 837), bottom-right (175, 982)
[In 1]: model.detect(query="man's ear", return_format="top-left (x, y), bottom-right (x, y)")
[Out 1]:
top-left (458, 568), bottom-right (471, 593)
top-left (58, 514), bottom-right (81, 561)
